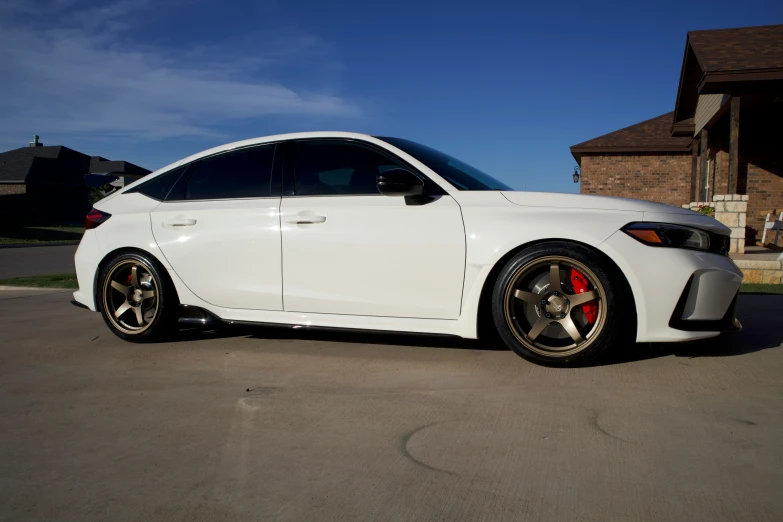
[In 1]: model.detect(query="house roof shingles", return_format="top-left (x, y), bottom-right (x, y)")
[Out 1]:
top-left (0, 145), bottom-right (150, 184)
top-left (688, 24), bottom-right (783, 73)
top-left (570, 112), bottom-right (692, 163)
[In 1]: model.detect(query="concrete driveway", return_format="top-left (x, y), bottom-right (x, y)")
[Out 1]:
top-left (1, 290), bottom-right (782, 521)
top-left (0, 244), bottom-right (77, 279)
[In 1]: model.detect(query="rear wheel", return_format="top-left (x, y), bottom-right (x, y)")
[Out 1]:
top-left (491, 242), bottom-right (629, 366)
top-left (98, 252), bottom-right (178, 342)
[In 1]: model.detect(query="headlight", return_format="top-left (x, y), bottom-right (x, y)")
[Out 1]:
top-left (623, 223), bottom-right (711, 251)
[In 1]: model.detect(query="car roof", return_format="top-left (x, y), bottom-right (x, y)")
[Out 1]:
top-left (178, 131), bottom-right (378, 168)
top-left (109, 132), bottom-right (383, 199)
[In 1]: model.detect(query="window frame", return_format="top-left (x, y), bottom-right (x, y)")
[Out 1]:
top-left (284, 138), bottom-right (445, 198)
top-left (140, 142), bottom-right (283, 203)
top-left (126, 163), bottom-right (192, 202)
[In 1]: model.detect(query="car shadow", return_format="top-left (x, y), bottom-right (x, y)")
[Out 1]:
top-left (604, 294), bottom-right (783, 365)
top-left (167, 295), bottom-right (783, 364)
top-left (172, 323), bottom-right (502, 351)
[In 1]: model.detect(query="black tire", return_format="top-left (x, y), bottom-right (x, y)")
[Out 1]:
top-left (491, 241), bottom-right (631, 366)
top-left (97, 251), bottom-right (179, 343)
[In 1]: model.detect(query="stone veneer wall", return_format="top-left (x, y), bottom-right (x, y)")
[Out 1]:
top-left (684, 194), bottom-right (748, 254)
top-left (733, 258), bottom-right (783, 284)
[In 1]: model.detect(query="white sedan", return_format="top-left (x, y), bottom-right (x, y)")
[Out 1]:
top-left (72, 132), bottom-right (743, 366)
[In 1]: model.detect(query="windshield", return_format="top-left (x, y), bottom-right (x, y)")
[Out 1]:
top-left (377, 137), bottom-right (513, 191)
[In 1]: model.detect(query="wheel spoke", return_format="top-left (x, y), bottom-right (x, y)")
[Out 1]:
top-left (549, 262), bottom-right (562, 292)
top-left (559, 316), bottom-right (584, 344)
top-left (141, 290), bottom-right (155, 300)
top-left (110, 281), bottom-right (129, 294)
top-left (133, 306), bottom-right (144, 326)
top-left (569, 290), bottom-right (599, 307)
top-left (114, 301), bottom-right (131, 318)
top-left (513, 289), bottom-right (540, 303)
top-left (527, 316), bottom-right (551, 342)
top-left (131, 266), bottom-right (139, 286)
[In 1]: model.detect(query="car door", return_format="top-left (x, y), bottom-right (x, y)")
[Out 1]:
top-left (280, 139), bottom-right (465, 319)
top-left (150, 143), bottom-right (283, 310)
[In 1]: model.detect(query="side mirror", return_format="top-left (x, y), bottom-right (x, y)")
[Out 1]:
top-left (376, 169), bottom-right (424, 197)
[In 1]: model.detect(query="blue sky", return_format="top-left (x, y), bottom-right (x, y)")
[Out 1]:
top-left (1, 0), bottom-right (780, 193)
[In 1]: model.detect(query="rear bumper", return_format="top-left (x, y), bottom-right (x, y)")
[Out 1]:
top-left (72, 230), bottom-right (102, 311)
top-left (599, 231), bottom-right (743, 343)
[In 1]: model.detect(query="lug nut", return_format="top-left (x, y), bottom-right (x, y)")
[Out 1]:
top-left (565, 299), bottom-right (570, 305)
top-left (545, 313), bottom-right (551, 318)
top-left (553, 291), bottom-right (559, 296)
top-left (560, 313), bottom-right (566, 318)
top-left (541, 299), bottom-right (547, 304)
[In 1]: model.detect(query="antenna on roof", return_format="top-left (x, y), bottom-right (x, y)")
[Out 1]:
top-left (29, 135), bottom-right (42, 147)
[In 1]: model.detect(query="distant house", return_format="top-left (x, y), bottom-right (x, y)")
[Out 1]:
top-left (0, 136), bottom-right (150, 224)
top-left (571, 24), bottom-right (783, 245)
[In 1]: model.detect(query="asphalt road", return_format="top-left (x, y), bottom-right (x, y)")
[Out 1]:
top-left (0, 244), bottom-right (77, 279)
top-left (1, 290), bottom-right (782, 521)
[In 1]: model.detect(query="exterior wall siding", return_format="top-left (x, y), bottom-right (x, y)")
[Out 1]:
top-left (580, 153), bottom-right (692, 207)
top-left (694, 94), bottom-right (729, 134)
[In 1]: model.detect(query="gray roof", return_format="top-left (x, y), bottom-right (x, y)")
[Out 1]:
top-left (0, 145), bottom-right (150, 185)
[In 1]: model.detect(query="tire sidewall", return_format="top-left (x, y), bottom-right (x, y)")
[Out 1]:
top-left (98, 251), bottom-right (178, 342)
top-left (491, 241), bottom-right (627, 366)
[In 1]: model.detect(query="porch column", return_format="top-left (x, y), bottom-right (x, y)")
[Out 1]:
top-left (728, 96), bottom-right (740, 194)
top-left (690, 139), bottom-right (698, 202)
top-left (699, 128), bottom-right (709, 201)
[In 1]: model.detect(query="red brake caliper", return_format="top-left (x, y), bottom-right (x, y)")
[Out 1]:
top-left (569, 268), bottom-right (597, 325)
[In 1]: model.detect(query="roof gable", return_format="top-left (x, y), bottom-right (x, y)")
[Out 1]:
top-left (689, 24), bottom-right (783, 73)
top-left (674, 24), bottom-right (783, 126)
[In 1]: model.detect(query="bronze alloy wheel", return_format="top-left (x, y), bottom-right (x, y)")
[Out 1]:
top-left (502, 256), bottom-right (607, 358)
top-left (102, 259), bottom-right (160, 335)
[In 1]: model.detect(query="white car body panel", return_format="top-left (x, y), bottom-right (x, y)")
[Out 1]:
top-left (280, 194), bottom-right (465, 319)
top-left (150, 197), bottom-right (283, 310)
top-left (74, 131), bottom-right (744, 345)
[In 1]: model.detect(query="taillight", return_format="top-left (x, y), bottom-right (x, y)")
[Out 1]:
top-left (85, 208), bottom-right (111, 230)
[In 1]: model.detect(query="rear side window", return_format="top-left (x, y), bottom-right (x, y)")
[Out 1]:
top-left (184, 145), bottom-right (276, 200)
top-left (293, 140), bottom-right (404, 196)
top-left (130, 165), bottom-right (188, 201)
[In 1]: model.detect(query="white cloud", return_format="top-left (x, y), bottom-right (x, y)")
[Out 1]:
top-left (0, 0), bottom-right (359, 145)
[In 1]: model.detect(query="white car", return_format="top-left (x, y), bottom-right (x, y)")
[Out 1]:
top-left (72, 132), bottom-right (743, 366)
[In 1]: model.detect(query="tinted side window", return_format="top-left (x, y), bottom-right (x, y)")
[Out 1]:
top-left (294, 141), bottom-right (404, 196)
top-left (185, 145), bottom-right (275, 200)
top-left (131, 165), bottom-right (188, 201)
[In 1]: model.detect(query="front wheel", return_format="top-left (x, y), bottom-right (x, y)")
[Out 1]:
top-left (491, 242), bottom-right (631, 366)
top-left (98, 252), bottom-right (178, 342)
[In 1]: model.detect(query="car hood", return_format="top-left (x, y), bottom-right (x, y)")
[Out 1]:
top-left (501, 191), bottom-right (691, 214)
top-left (500, 191), bottom-right (731, 235)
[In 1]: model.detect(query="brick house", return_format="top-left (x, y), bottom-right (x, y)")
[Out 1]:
top-left (571, 24), bottom-right (783, 245)
top-left (0, 136), bottom-right (150, 225)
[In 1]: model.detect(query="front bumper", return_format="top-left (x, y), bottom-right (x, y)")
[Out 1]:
top-left (599, 230), bottom-right (743, 343)
top-left (669, 275), bottom-right (741, 332)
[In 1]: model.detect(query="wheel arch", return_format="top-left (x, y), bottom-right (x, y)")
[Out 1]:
top-left (93, 247), bottom-right (177, 308)
top-left (475, 238), bottom-right (637, 339)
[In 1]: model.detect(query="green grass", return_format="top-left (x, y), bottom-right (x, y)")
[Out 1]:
top-left (0, 273), bottom-right (78, 289)
top-left (0, 225), bottom-right (84, 245)
top-left (739, 283), bottom-right (783, 295)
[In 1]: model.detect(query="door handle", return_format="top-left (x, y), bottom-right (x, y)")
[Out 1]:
top-left (285, 214), bottom-right (326, 224)
top-left (162, 218), bottom-right (197, 227)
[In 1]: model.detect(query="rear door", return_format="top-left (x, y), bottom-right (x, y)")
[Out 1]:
top-left (150, 144), bottom-right (283, 310)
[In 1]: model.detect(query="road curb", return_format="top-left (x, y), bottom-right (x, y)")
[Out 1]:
top-left (0, 242), bottom-right (80, 249)
top-left (0, 286), bottom-right (73, 291)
